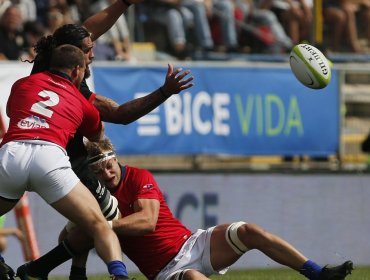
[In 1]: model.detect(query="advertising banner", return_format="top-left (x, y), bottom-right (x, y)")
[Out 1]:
top-left (93, 65), bottom-right (339, 156)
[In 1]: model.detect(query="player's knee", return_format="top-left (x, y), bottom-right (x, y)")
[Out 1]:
top-left (58, 225), bottom-right (69, 243)
top-left (226, 222), bottom-right (272, 251)
top-left (91, 217), bottom-right (110, 233)
top-left (225, 221), bottom-right (250, 255)
top-left (78, 211), bottom-right (110, 237)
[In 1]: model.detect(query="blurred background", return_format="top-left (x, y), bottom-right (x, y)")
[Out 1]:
top-left (0, 0), bottom-right (370, 277)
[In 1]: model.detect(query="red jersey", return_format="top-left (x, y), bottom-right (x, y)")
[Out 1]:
top-left (114, 165), bottom-right (192, 280)
top-left (1, 71), bottom-right (101, 148)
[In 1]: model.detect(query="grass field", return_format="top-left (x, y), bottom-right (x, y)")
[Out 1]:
top-left (50, 267), bottom-right (370, 280)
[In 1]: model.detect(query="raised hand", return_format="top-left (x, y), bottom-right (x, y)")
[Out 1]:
top-left (160, 63), bottom-right (194, 97)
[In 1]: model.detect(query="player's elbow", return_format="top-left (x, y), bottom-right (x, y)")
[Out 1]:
top-left (143, 218), bottom-right (157, 234)
top-left (144, 224), bottom-right (156, 234)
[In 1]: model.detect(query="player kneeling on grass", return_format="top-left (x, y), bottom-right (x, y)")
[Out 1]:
top-left (17, 137), bottom-right (353, 280)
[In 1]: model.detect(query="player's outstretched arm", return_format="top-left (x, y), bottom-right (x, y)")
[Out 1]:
top-left (82, 0), bottom-right (143, 42)
top-left (93, 63), bottom-right (194, 124)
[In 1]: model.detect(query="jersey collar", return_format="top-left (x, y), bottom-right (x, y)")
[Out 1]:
top-left (49, 69), bottom-right (73, 82)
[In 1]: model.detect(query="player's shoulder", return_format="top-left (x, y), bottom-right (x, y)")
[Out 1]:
top-left (125, 166), bottom-right (155, 182)
top-left (126, 165), bottom-right (152, 175)
top-left (23, 71), bottom-right (62, 86)
top-left (12, 72), bottom-right (45, 88)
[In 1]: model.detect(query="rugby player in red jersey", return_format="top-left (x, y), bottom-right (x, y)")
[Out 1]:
top-left (15, 25), bottom-right (194, 280)
top-left (19, 19), bottom-right (194, 280)
top-left (0, 45), bottom-right (129, 280)
top-left (20, 137), bottom-right (353, 280)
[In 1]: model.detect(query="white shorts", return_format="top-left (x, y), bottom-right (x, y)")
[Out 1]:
top-left (155, 227), bottom-right (229, 280)
top-left (0, 140), bottom-right (79, 204)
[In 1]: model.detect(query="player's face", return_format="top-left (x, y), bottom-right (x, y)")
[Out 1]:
top-left (91, 157), bottom-right (121, 191)
top-left (80, 37), bottom-right (94, 79)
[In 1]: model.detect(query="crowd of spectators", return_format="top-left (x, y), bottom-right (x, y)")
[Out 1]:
top-left (0, 0), bottom-right (134, 62)
top-left (0, 0), bottom-right (369, 61)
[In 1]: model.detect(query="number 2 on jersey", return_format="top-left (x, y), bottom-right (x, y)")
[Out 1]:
top-left (30, 90), bottom-right (60, 118)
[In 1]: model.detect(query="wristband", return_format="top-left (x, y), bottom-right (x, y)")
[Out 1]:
top-left (121, 0), bottom-right (132, 6)
top-left (159, 86), bottom-right (169, 98)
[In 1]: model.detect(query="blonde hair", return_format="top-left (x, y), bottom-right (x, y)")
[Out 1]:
top-left (86, 137), bottom-right (114, 154)
top-left (85, 137), bottom-right (116, 166)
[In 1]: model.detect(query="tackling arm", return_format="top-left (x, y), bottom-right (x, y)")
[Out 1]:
top-left (112, 198), bottom-right (160, 235)
top-left (59, 198), bottom-right (159, 256)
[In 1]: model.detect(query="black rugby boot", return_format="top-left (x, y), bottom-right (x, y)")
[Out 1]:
top-left (0, 260), bottom-right (15, 280)
top-left (319, 260), bottom-right (354, 280)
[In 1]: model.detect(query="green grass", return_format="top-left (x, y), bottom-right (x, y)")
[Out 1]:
top-left (49, 266), bottom-right (370, 280)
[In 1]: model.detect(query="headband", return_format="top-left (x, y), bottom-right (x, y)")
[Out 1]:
top-left (87, 151), bottom-right (115, 165)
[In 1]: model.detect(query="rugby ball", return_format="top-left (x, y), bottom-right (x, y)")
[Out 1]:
top-left (289, 44), bottom-right (331, 89)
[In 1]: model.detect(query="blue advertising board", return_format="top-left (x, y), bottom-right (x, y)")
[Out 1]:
top-left (92, 65), bottom-right (339, 156)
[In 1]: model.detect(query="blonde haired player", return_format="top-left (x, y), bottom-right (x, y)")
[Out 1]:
top-left (18, 137), bottom-right (354, 280)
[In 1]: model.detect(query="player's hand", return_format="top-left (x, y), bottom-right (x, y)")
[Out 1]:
top-left (161, 63), bottom-right (194, 97)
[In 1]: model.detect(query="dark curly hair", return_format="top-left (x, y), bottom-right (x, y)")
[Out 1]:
top-left (53, 24), bottom-right (90, 49)
top-left (31, 24), bottom-right (90, 74)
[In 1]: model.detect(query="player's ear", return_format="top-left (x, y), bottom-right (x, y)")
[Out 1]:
top-left (71, 64), bottom-right (84, 84)
top-left (71, 65), bottom-right (79, 81)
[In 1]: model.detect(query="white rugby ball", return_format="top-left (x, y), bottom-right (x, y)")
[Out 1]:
top-left (289, 44), bottom-right (331, 89)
